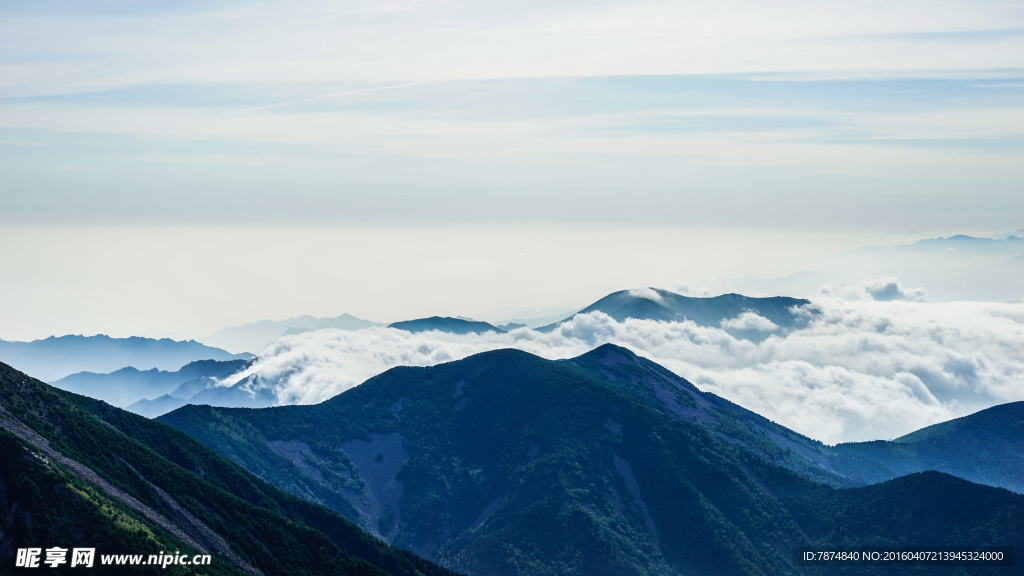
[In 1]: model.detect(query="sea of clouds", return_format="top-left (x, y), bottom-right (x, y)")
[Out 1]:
top-left (215, 281), bottom-right (1024, 445)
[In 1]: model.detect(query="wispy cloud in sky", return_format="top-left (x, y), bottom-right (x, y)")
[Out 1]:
top-left (3, 0), bottom-right (1022, 91)
top-left (1, 0), bottom-right (1022, 227)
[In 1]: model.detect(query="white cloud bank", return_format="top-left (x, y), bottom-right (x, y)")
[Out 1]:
top-left (720, 311), bottom-right (779, 332)
top-left (215, 295), bottom-right (1024, 444)
top-left (820, 277), bottom-right (927, 302)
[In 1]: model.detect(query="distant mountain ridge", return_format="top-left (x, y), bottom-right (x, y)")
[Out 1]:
top-left (116, 289), bottom-right (817, 416)
top-left (992, 227), bottom-right (1024, 240)
top-left (160, 345), bottom-right (1023, 576)
top-left (904, 234), bottom-right (1024, 252)
top-left (853, 233), bottom-right (1024, 258)
top-left (538, 288), bottom-right (814, 339)
top-left (200, 313), bottom-right (380, 354)
top-left (0, 334), bottom-right (252, 382)
top-left (388, 316), bottom-right (505, 334)
top-left (128, 366), bottom-right (277, 418)
top-left (51, 358), bottom-right (249, 409)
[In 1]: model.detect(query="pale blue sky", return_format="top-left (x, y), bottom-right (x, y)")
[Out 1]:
top-left (1, 0), bottom-right (1022, 338)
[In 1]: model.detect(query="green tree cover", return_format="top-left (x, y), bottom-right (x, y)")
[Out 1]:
top-left (0, 361), bottom-right (462, 576)
top-left (0, 428), bottom-right (249, 576)
top-left (160, 345), bottom-right (1024, 576)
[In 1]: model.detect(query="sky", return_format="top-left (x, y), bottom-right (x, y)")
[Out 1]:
top-left (1, 0), bottom-right (1022, 340)
top-left (2, 0), bottom-right (1022, 442)
top-left (1, 0), bottom-right (1022, 230)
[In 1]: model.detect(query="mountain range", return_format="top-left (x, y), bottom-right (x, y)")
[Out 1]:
top-left (159, 345), bottom-right (1023, 576)
top-left (199, 313), bottom-right (380, 354)
top-left (536, 289), bottom-right (814, 340)
top-left (992, 228), bottom-right (1024, 240)
top-left (194, 288), bottom-right (818, 353)
top-left (122, 289), bottom-right (823, 418)
top-left (0, 360), bottom-right (461, 576)
top-left (0, 334), bottom-right (252, 382)
top-left (50, 358), bottom-right (250, 409)
top-left (127, 365), bottom-right (278, 418)
top-left (893, 234), bottom-right (1024, 255)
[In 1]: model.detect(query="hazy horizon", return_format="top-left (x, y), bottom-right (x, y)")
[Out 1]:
top-left (0, 224), bottom-right (1020, 342)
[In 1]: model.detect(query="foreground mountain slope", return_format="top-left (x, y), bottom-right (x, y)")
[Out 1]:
top-left (0, 361), bottom-right (460, 576)
top-left (537, 289), bottom-right (813, 339)
top-left (51, 358), bottom-right (249, 408)
top-left (162, 346), bottom-right (1022, 576)
top-left (0, 427), bottom-right (251, 576)
top-left (0, 334), bottom-right (251, 382)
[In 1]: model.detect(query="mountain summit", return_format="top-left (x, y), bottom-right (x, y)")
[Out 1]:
top-left (537, 288), bottom-right (813, 339)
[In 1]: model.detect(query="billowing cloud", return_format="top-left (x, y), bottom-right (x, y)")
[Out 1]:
top-left (720, 311), bottom-right (779, 332)
top-left (820, 277), bottom-right (927, 302)
top-left (214, 297), bottom-right (1024, 445)
top-left (627, 287), bottom-right (665, 303)
top-left (670, 281), bottom-right (712, 297)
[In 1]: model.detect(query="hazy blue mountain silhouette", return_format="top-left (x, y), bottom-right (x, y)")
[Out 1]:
top-left (853, 234), bottom-right (1024, 260)
top-left (0, 334), bottom-right (252, 382)
top-left (992, 228), bottom-right (1024, 240)
top-left (52, 358), bottom-right (249, 408)
top-left (496, 322), bottom-right (527, 331)
top-left (128, 364), bottom-right (276, 418)
top-left (389, 316), bottom-right (505, 334)
top-left (905, 234), bottom-right (1024, 251)
top-left (201, 313), bottom-right (380, 354)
